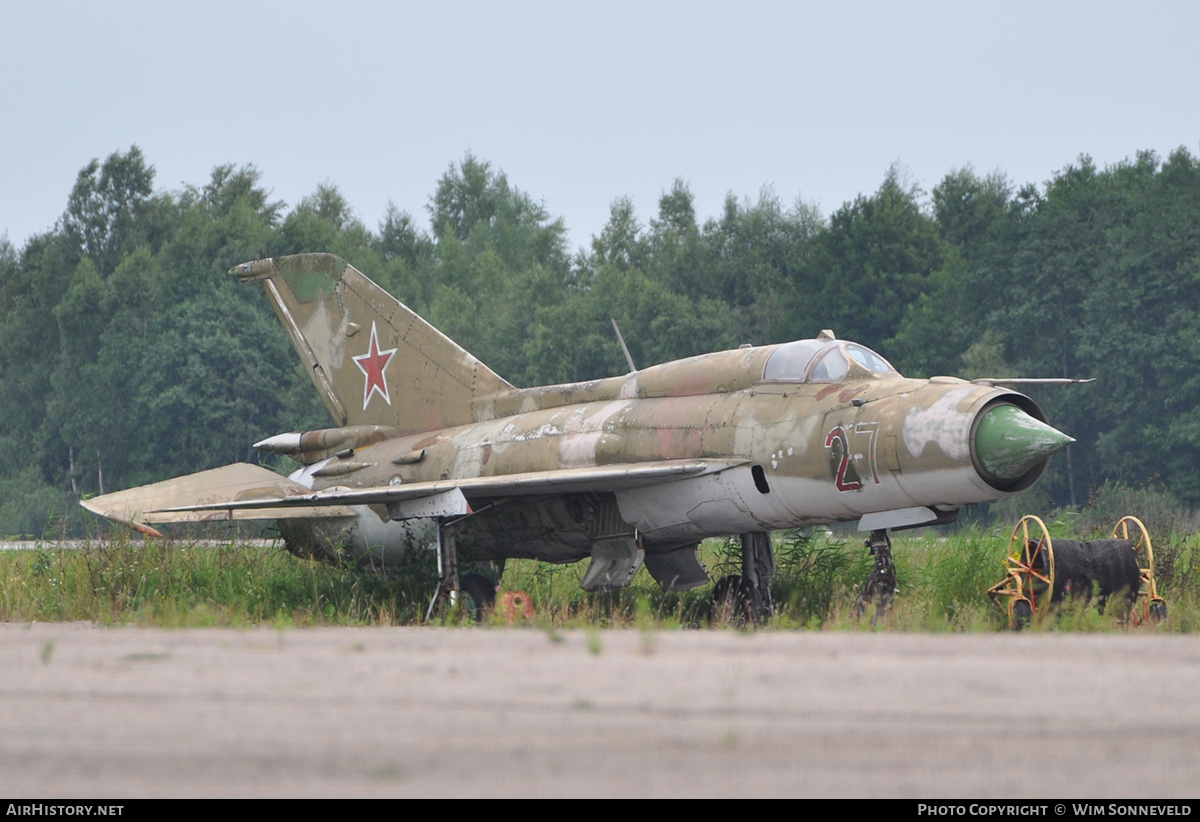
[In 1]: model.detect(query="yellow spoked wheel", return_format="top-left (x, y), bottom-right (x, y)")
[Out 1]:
top-left (1111, 516), bottom-right (1167, 623)
top-left (988, 515), bottom-right (1054, 629)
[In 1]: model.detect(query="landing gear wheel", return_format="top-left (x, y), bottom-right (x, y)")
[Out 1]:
top-left (710, 575), bottom-right (758, 627)
top-left (854, 530), bottom-right (897, 619)
top-left (458, 574), bottom-right (496, 623)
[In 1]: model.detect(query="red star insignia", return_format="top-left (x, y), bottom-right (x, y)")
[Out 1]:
top-left (352, 322), bottom-right (397, 410)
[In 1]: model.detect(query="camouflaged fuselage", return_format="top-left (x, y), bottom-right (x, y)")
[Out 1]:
top-left (289, 343), bottom-right (1048, 562)
top-left (83, 254), bottom-right (1071, 585)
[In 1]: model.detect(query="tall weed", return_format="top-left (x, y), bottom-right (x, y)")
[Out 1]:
top-left (2, 519), bottom-right (1197, 631)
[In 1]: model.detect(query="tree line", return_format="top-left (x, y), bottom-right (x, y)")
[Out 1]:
top-left (2, 145), bottom-right (1198, 535)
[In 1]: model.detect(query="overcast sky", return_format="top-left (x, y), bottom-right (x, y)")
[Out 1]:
top-left (3, 0), bottom-right (1198, 253)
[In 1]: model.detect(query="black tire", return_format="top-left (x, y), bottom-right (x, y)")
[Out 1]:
top-left (1012, 599), bottom-right (1033, 631)
top-left (711, 575), bottom-right (757, 627)
top-left (458, 574), bottom-right (496, 623)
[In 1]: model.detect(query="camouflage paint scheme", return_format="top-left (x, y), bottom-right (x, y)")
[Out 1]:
top-left (83, 254), bottom-right (1071, 593)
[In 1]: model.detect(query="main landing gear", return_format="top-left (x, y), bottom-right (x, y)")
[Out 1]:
top-left (457, 573), bottom-right (497, 622)
top-left (425, 516), bottom-right (498, 624)
top-left (710, 532), bottom-right (776, 625)
top-left (709, 529), bottom-right (898, 625)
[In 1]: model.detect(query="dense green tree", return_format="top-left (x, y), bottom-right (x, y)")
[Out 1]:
top-left (784, 167), bottom-right (946, 351)
top-left (419, 155), bottom-right (573, 385)
top-left (5, 144), bottom-right (1200, 535)
top-left (165, 164), bottom-right (281, 293)
top-left (58, 146), bottom-right (172, 277)
top-left (704, 190), bottom-right (822, 342)
top-left (893, 150), bottom-right (1200, 506)
top-left (932, 167), bottom-right (1012, 252)
top-left (586, 197), bottom-right (648, 275)
top-left (889, 169), bottom-right (1014, 377)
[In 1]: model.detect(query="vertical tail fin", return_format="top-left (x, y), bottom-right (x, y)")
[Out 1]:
top-left (233, 253), bottom-right (513, 434)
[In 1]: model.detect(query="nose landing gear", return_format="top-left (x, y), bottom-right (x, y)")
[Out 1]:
top-left (855, 529), bottom-right (897, 618)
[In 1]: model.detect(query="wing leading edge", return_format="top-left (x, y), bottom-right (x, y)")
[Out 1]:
top-left (80, 463), bottom-right (357, 535)
top-left (141, 459), bottom-right (749, 520)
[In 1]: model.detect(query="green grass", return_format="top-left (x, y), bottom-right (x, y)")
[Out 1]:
top-left (0, 536), bottom-right (438, 627)
top-left (2, 522), bottom-right (1197, 631)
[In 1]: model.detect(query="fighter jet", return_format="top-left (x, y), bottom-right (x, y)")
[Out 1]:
top-left (83, 253), bottom-right (1075, 618)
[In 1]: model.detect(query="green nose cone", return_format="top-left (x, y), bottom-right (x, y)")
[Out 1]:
top-left (975, 404), bottom-right (1074, 482)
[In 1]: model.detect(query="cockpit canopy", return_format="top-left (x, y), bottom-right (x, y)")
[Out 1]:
top-left (762, 339), bottom-right (899, 383)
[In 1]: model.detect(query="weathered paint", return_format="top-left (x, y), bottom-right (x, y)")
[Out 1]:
top-left (84, 254), bottom-right (1075, 590)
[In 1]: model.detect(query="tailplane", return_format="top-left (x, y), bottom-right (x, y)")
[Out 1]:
top-left (234, 253), bottom-right (512, 434)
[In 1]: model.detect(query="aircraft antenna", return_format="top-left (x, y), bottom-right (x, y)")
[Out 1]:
top-left (611, 318), bottom-right (638, 373)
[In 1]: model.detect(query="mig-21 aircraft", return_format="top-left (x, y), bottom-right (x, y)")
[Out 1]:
top-left (83, 253), bottom-right (1075, 619)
